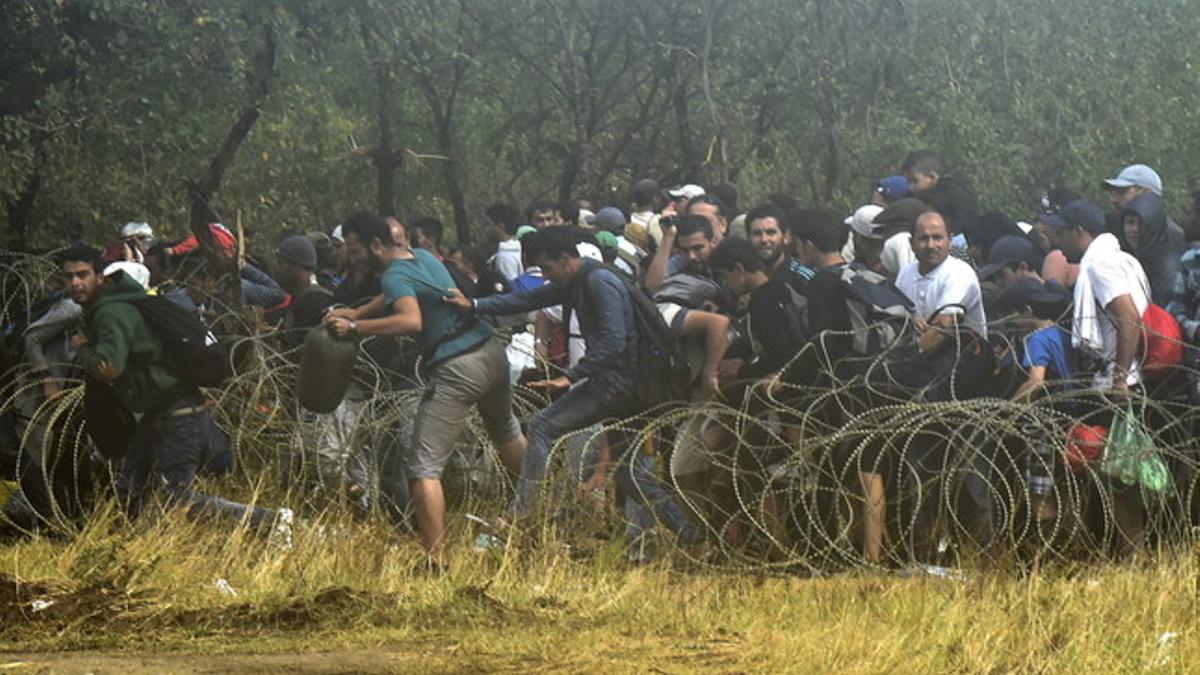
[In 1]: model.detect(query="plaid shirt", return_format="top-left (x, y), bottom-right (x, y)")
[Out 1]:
top-left (1166, 244), bottom-right (1200, 341)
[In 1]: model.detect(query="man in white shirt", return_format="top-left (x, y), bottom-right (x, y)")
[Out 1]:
top-left (876, 211), bottom-right (993, 559)
top-left (896, 211), bottom-right (988, 353)
top-left (1043, 198), bottom-right (1151, 555)
top-left (1042, 199), bottom-right (1148, 393)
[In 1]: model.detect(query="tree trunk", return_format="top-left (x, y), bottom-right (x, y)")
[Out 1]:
top-left (187, 24), bottom-right (277, 310)
top-left (188, 26), bottom-right (277, 230)
top-left (418, 64), bottom-right (470, 244)
top-left (373, 65), bottom-right (397, 217)
top-left (4, 142), bottom-right (45, 251)
top-left (434, 117), bottom-right (470, 245)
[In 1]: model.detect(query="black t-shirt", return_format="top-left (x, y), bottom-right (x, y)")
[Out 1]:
top-left (285, 285), bottom-right (335, 353)
top-left (804, 264), bottom-right (853, 363)
top-left (739, 279), bottom-right (806, 380)
top-left (291, 286), bottom-right (334, 331)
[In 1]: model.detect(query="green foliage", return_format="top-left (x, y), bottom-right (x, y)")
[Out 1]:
top-left (3, 0), bottom-right (1198, 250)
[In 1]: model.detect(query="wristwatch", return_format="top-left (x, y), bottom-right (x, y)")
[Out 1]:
top-left (348, 320), bottom-right (358, 333)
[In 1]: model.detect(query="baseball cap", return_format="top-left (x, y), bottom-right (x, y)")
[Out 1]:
top-left (667, 184), bottom-right (706, 200)
top-left (978, 235), bottom-right (1041, 280)
top-left (103, 261), bottom-right (151, 289)
top-left (1039, 199), bottom-right (1107, 235)
top-left (595, 230), bottom-right (619, 250)
top-left (996, 276), bottom-right (1071, 318)
top-left (516, 225), bottom-right (538, 240)
top-left (587, 206), bottom-right (627, 234)
top-left (844, 204), bottom-right (885, 239)
top-left (276, 234), bottom-right (318, 270)
top-left (872, 197), bottom-right (929, 230)
top-left (632, 178), bottom-right (660, 200)
top-left (875, 175), bottom-right (911, 201)
top-left (1101, 164), bottom-right (1163, 196)
top-left (331, 225), bottom-right (344, 243)
top-left (120, 221), bottom-right (154, 240)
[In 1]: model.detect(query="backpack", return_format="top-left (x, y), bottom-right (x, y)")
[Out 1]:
top-left (1141, 303), bottom-right (1184, 380)
top-left (1122, 260), bottom-right (1184, 381)
top-left (835, 263), bottom-right (915, 356)
top-left (133, 295), bottom-right (231, 388)
top-left (612, 238), bottom-right (646, 279)
top-left (574, 264), bottom-right (693, 409)
top-left (776, 284), bottom-right (811, 347)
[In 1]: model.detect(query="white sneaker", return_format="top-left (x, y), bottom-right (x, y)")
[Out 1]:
top-left (270, 508), bottom-right (295, 550)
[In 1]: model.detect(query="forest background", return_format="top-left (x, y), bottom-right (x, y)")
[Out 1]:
top-left (3, 0), bottom-right (1198, 252)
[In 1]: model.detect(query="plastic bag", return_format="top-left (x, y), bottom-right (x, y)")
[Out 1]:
top-left (1100, 404), bottom-right (1170, 494)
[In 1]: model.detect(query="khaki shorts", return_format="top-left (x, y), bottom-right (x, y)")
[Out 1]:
top-left (407, 336), bottom-right (522, 479)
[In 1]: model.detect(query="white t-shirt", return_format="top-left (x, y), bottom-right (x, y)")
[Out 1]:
top-left (491, 239), bottom-right (523, 282)
top-left (1074, 233), bottom-right (1150, 388)
top-left (896, 255), bottom-right (988, 339)
top-left (880, 232), bottom-right (916, 278)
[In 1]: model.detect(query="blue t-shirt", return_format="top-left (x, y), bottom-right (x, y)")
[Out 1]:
top-left (1021, 325), bottom-right (1075, 387)
top-left (381, 248), bottom-right (492, 365)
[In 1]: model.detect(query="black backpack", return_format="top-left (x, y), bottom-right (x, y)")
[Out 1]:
top-left (575, 264), bottom-right (692, 409)
top-left (835, 263), bottom-right (915, 356)
top-left (134, 295), bottom-right (231, 388)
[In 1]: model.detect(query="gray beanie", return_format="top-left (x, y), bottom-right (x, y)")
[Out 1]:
top-left (277, 234), bottom-right (317, 270)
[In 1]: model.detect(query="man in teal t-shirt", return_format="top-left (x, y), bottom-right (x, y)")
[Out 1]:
top-left (326, 214), bottom-right (526, 563)
top-left (379, 245), bottom-right (493, 366)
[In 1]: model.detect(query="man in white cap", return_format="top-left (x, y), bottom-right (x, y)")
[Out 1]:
top-left (107, 222), bottom-right (155, 265)
top-left (103, 261), bottom-right (152, 290)
top-left (1101, 163), bottom-right (1185, 240)
top-left (1102, 164), bottom-right (1163, 211)
top-left (120, 222), bottom-right (155, 244)
top-left (843, 204), bottom-right (885, 271)
top-left (667, 183), bottom-right (706, 208)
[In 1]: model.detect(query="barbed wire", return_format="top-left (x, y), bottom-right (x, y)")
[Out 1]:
top-left (2, 251), bottom-right (1197, 572)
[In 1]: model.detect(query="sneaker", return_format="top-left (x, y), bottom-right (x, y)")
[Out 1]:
top-left (270, 507), bottom-right (295, 550)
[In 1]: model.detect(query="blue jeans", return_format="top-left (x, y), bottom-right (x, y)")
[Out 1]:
top-left (514, 381), bottom-right (700, 544)
top-left (117, 397), bottom-right (274, 529)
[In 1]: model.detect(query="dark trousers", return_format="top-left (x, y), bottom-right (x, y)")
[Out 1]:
top-left (514, 380), bottom-right (700, 543)
top-left (117, 396), bottom-right (274, 528)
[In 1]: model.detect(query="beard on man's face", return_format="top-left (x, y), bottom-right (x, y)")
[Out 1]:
top-left (761, 246), bottom-right (783, 267)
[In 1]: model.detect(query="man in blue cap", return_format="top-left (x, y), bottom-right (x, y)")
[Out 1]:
top-left (872, 175), bottom-right (910, 207)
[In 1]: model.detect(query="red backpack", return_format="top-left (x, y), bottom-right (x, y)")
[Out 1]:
top-left (1141, 303), bottom-right (1184, 380)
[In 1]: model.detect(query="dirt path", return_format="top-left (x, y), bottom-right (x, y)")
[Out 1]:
top-left (1, 649), bottom-right (443, 674)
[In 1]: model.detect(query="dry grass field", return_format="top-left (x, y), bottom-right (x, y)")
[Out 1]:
top-left (1, 502), bottom-right (1197, 674)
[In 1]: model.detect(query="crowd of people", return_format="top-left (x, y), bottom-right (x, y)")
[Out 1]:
top-left (3, 150), bottom-right (1199, 567)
